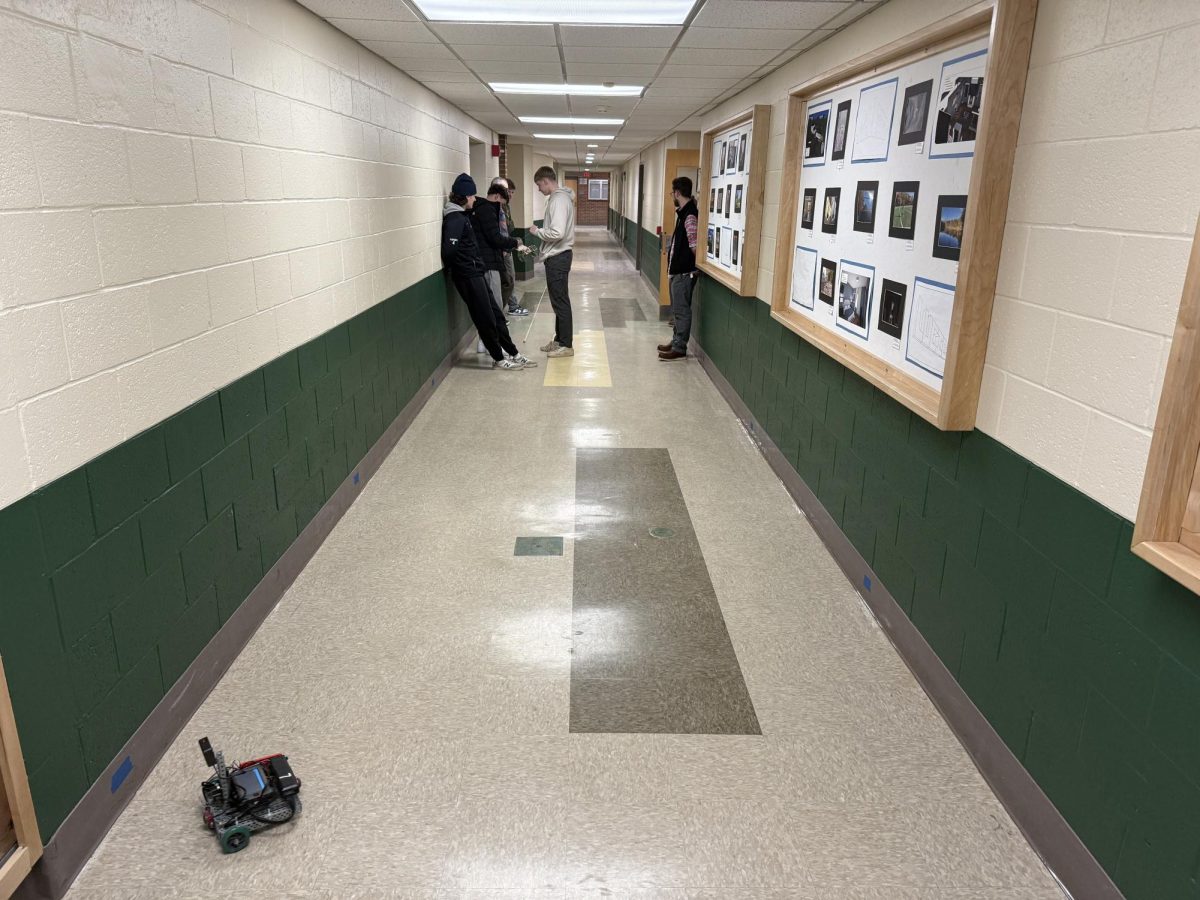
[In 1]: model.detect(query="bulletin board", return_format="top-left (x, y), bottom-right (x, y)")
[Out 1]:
top-left (771, 0), bottom-right (1037, 430)
top-left (0, 657), bottom-right (42, 900)
top-left (698, 105), bottom-right (771, 297)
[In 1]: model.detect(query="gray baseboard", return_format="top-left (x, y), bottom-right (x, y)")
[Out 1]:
top-left (15, 329), bottom-right (475, 900)
top-left (689, 339), bottom-right (1122, 900)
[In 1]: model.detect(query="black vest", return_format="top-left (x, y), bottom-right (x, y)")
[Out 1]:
top-left (668, 198), bottom-right (698, 275)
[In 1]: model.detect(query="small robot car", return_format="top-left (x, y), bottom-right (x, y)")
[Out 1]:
top-left (198, 737), bottom-right (302, 853)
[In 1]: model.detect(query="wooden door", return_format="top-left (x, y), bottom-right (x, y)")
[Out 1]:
top-left (659, 149), bottom-right (701, 312)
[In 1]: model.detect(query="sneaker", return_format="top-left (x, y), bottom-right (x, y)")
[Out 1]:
top-left (546, 346), bottom-right (574, 358)
top-left (476, 339), bottom-right (487, 354)
top-left (508, 306), bottom-right (531, 316)
top-left (493, 357), bottom-right (525, 370)
top-left (540, 339), bottom-right (559, 352)
top-left (508, 353), bottom-right (538, 368)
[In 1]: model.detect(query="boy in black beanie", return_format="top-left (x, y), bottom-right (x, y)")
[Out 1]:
top-left (441, 173), bottom-right (533, 370)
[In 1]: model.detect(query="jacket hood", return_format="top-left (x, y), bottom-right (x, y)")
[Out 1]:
top-left (443, 200), bottom-right (466, 217)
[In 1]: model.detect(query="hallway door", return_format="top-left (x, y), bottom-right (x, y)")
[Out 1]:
top-left (659, 149), bottom-right (701, 315)
top-left (635, 164), bottom-right (645, 271)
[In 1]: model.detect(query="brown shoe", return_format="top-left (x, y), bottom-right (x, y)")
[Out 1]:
top-left (657, 342), bottom-right (673, 352)
top-left (658, 349), bottom-right (686, 360)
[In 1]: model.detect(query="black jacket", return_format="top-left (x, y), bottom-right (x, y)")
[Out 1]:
top-left (470, 198), bottom-right (519, 271)
top-left (441, 202), bottom-right (486, 278)
top-left (668, 198), bottom-right (699, 275)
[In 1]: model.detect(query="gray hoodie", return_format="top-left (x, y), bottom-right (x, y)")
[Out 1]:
top-left (537, 186), bottom-right (575, 261)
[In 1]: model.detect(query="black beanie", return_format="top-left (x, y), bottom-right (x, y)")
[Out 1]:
top-left (451, 173), bottom-right (477, 197)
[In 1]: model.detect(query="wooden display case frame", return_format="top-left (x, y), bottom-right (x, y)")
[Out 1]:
top-left (698, 104), bottom-right (772, 298)
top-left (0, 657), bottom-right (42, 900)
top-left (1134, 219), bottom-right (1200, 595)
top-left (769, 0), bottom-right (1037, 430)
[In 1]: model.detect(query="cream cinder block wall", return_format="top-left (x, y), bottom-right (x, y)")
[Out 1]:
top-left (618, 131), bottom-right (700, 235)
top-left (0, 0), bottom-right (495, 509)
top-left (699, 0), bottom-right (1200, 521)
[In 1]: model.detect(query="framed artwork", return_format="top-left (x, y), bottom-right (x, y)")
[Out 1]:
top-left (821, 187), bottom-right (840, 235)
top-left (725, 136), bottom-right (740, 173)
top-left (818, 258), bottom-right (837, 305)
top-left (734, 184), bottom-right (744, 215)
top-left (851, 76), bottom-right (898, 163)
top-left (932, 194), bottom-right (967, 260)
top-left (732, 230), bottom-right (740, 266)
top-left (715, 226), bottom-right (721, 258)
top-left (853, 181), bottom-right (879, 234)
top-left (738, 133), bottom-right (748, 172)
top-left (801, 188), bottom-right (816, 230)
top-left (931, 48), bottom-right (988, 158)
top-left (791, 244), bottom-right (819, 311)
top-left (804, 99), bottom-right (832, 166)
top-left (878, 278), bottom-right (907, 338)
top-left (831, 99), bottom-right (851, 161)
top-left (725, 185), bottom-right (732, 218)
top-left (717, 187), bottom-right (724, 217)
top-left (898, 79), bottom-right (933, 146)
top-left (836, 259), bottom-right (874, 341)
top-left (713, 141), bottom-right (724, 177)
top-left (720, 227), bottom-right (733, 265)
top-left (707, 226), bottom-right (715, 257)
top-left (888, 180), bottom-right (920, 240)
top-left (905, 276), bottom-right (955, 377)
top-left (710, 188), bottom-right (716, 214)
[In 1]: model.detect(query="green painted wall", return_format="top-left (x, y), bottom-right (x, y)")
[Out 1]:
top-left (613, 213), bottom-right (661, 293)
top-left (693, 275), bottom-right (1200, 900)
top-left (0, 271), bottom-right (469, 843)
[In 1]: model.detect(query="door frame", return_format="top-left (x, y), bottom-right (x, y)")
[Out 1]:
top-left (635, 163), bottom-right (645, 271)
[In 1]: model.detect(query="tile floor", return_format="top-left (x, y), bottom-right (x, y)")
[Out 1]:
top-left (64, 228), bottom-right (1067, 899)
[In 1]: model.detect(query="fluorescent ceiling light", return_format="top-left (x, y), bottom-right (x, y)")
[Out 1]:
top-left (519, 116), bottom-right (623, 126)
top-left (490, 82), bottom-right (643, 97)
top-left (413, 1), bottom-right (695, 25)
top-left (533, 133), bottom-right (615, 140)
top-left (586, 144), bottom-right (599, 148)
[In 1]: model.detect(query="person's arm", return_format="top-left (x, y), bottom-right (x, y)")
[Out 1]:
top-left (535, 192), bottom-right (567, 241)
top-left (441, 215), bottom-right (468, 268)
top-left (685, 213), bottom-right (698, 251)
top-left (477, 203), bottom-right (519, 252)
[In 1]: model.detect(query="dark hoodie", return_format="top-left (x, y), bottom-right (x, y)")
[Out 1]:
top-left (471, 197), bottom-right (519, 272)
top-left (441, 200), bottom-right (485, 278)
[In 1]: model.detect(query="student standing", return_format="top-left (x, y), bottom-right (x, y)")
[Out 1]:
top-left (658, 176), bottom-right (699, 360)
top-left (441, 174), bottom-right (531, 370)
top-left (529, 166), bottom-right (575, 358)
top-left (471, 182), bottom-right (529, 326)
top-left (491, 176), bottom-right (529, 316)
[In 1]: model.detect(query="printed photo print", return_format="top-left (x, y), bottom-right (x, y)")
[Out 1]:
top-left (878, 278), bottom-right (907, 339)
top-left (831, 99), bottom-right (851, 161)
top-left (935, 76), bottom-right (983, 144)
top-left (898, 80), bottom-right (933, 146)
top-left (819, 258), bottom-right (837, 305)
top-left (707, 226), bottom-right (715, 257)
top-left (734, 184), bottom-right (744, 215)
top-left (732, 230), bottom-right (740, 267)
top-left (854, 180), bottom-right (879, 234)
top-left (717, 187), bottom-right (724, 217)
top-left (821, 187), bottom-right (841, 235)
top-left (933, 194), bottom-right (967, 261)
top-left (715, 226), bottom-right (721, 258)
top-left (805, 102), bottom-right (830, 163)
top-left (713, 140), bottom-right (724, 177)
top-left (726, 135), bottom-right (740, 173)
top-left (724, 185), bottom-right (732, 217)
top-left (710, 188), bottom-right (716, 214)
top-left (801, 187), bottom-right (816, 230)
top-left (888, 181), bottom-right (920, 240)
top-left (837, 263), bottom-right (873, 339)
top-left (738, 133), bottom-right (748, 172)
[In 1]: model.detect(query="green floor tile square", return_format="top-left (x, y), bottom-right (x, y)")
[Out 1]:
top-left (515, 536), bottom-right (563, 556)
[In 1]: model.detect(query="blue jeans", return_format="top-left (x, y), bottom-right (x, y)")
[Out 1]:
top-left (670, 272), bottom-right (697, 353)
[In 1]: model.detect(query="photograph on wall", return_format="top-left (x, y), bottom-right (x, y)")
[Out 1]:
top-left (713, 140), bottom-right (724, 177)
top-left (851, 77), bottom-right (898, 163)
top-left (878, 278), bottom-right (907, 338)
top-left (821, 187), bottom-right (841, 235)
top-left (707, 226), bottom-right (715, 258)
top-left (931, 48), bottom-right (987, 158)
top-left (888, 181), bottom-right (920, 240)
top-left (791, 245), bottom-right (819, 311)
top-left (836, 259), bottom-right (874, 340)
top-left (831, 99), bottom-right (851, 161)
top-left (804, 99), bottom-right (832, 166)
top-left (725, 186), bottom-right (732, 218)
top-left (726, 135), bottom-right (740, 174)
top-left (818, 258), bottom-right (837, 305)
top-left (733, 230), bottom-right (740, 267)
top-left (721, 227), bottom-right (733, 266)
top-left (734, 184), bottom-right (743, 215)
top-left (710, 188), bottom-right (716, 213)
top-left (717, 187), bottom-right (724, 217)
top-left (801, 188), bottom-right (816, 230)
top-left (897, 79), bottom-right (933, 146)
top-left (932, 194), bottom-right (967, 261)
top-left (715, 226), bottom-right (721, 259)
top-left (738, 133), bottom-right (748, 172)
top-left (905, 276), bottom-right (955, 377)
top-left (853, 181), bottom-right (879, 233)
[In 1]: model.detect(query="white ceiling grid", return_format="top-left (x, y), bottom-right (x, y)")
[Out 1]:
top-left (298, 1), bottom-right (886, 166)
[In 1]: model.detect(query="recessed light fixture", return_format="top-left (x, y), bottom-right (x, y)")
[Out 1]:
top-left (532, 133), bottom-right (616, 140)
top-left (586, 144), bottom-right (599, 148)
top-left (490, 82), bottom-right (644, 97)
top-left (519, 116), bottom-right (623, 126)
top-left (413, 0), bottom-right (695, 25)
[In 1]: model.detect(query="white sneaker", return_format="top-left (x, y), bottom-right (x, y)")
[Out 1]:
top-left (508, 353), bottom-right (537, 368)
top-left (539, 339), bottom-right (559, 352)
top-left (493, 357), bottom-right (525, 370)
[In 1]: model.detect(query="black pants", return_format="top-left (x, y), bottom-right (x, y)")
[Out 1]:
top-left (453, 273), bottom-right (517, 361)
top-left (544, 250), bottom-right (573, 348)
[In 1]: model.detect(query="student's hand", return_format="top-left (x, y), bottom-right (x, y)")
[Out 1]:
top-left (528, 225), bottom-right (540, 236)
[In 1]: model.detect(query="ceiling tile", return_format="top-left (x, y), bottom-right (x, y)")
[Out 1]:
top-left (678, 26), bottom-right (810, 50)
top-left (297, 0), bottom-right (418, 20)
top-left (457, 43), bottom-right (561, 62)
top-left (657, 63), bottom-right (760, 79)
top-left (692, 1), bottom-right (851, 30)
top-left (822, 2), bottom-right (882, 30)
top-left (473, 61), bottom-right (564, 77)
top-left (500, 95), bottom-right (571, 115)
top-left (668, 47), bottom-right (781, 66)
top-left (363, 40), bottom-right (454, 60)
top-left (565, 63), bottom-right (660, 79)
top-left (650, 76), bottom-right (743, 92)
top-left (431, 22), bottom-right (556, 44)
top-left (559, 24), bottom-right (681, 47)
top-left (388, 57), bottom-right (470, 73)
top-left (407, 69), bottom-right (481, 83)
top-left (563, 46), bottom-right (669, 64)
top-left (328, 18), bottom-right (438, 42)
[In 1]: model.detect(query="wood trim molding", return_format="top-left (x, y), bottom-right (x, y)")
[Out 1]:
top-left (769, 0), bottom-right (1038, 431)
top-left (0, 657), bottom-right (42, 900)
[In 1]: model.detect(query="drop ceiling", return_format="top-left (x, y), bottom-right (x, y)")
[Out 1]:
top-left (297, 1), bottom-right (886, 166)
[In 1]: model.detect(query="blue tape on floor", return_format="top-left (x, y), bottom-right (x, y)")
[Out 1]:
top-left (110, 757), bottom-right (133, 793)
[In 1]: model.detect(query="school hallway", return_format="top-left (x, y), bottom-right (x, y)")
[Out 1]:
top-left (59, 227), bottom-right (1065, 899)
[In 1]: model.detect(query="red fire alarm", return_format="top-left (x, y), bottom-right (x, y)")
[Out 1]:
top-left (491, 144), bottom-right (500, 157)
